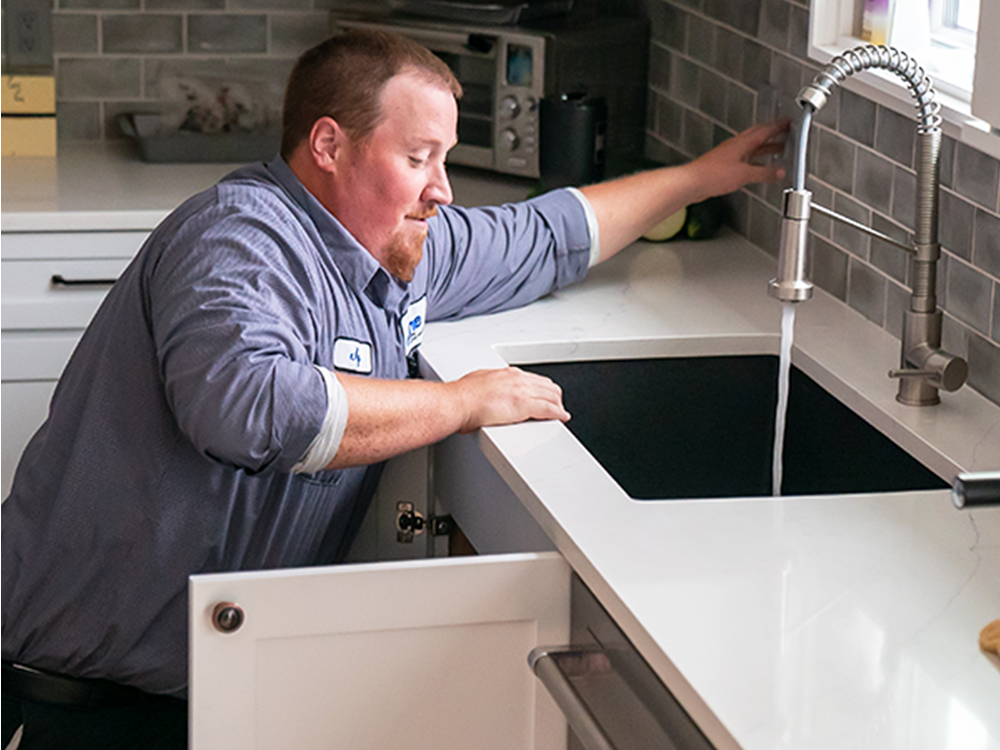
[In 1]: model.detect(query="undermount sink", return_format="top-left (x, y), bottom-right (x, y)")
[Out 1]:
top-left (522, 355), bottom-right (948, 499)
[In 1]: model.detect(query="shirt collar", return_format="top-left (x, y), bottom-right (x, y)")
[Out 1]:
top-left (263, 156), bottom-right (410, 313)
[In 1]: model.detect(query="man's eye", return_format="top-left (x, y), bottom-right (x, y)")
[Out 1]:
top-left (409, 156), bottom-right (426, 167)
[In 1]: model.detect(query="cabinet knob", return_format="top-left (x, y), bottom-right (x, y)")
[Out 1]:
top-left (212, 602), bottom-right (245, 634)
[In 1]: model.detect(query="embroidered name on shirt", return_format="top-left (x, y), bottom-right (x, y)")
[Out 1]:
top-left (333, 338), bottom-right (373, 374)
top-left (401, 296), bottom-right (427, 356)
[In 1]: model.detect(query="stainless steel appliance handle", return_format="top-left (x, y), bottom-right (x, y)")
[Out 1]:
top-left (528, 647), bottom-right (617, 750)
top-left (334, 19), bottom-right (497, 57)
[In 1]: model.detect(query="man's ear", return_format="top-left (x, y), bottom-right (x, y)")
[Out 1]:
top-left (308, 116), bottom-right (345, 174)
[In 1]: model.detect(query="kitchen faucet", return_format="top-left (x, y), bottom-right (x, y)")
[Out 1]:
top-left (768, 45), bottom-right (968, 406)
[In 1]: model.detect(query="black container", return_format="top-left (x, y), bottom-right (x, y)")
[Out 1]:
top-left (540, 93), bottom-right (607, 188)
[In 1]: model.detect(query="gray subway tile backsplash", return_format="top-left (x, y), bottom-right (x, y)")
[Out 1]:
top-left (810, 235), bottom-right (848, 301)
top-left (103, 15), bottom-right (183, 54)
top-left (757, 0), bottom-right (790, 52)
top-left (848, 258), bottom-right (887, 326)
top-left (874, 106), bottom-right (915, 169)
top-left (270, 13), bottom-right (334, 57)
top-left (788, 4), bottom-right (808, 59)
top-left (954, 142), bottom-right (1000, 211)
top-left (714, 27), bottom-right (744, 80)
top-left (968, 332), bottom-right (1000, 403)
top-left (232, 0), bottom-right (312, 10)
top-left (946, 259), bottom-right (994, 335)
top-left (890, 166), bottom-right (915, 231)
top-left (53, 14), bottom-right (98, 54)
top-left (671, 53), bottom-right (701, 108)
top-left (725, 81), bottom-right (755, 133)
top-left (707, 0), bottom-right (761, 36)
top-left (56, 101), bottom-right (101, 140)
top-left (187, 14), bottom-right (268, 53)
top-left (992, 283), bottom-right (1000, 343)
top-left (832, 192), bottom-right (870, 259)
top-left (682, 108), bottom-right (714, 156)
top-left (976, 209), bottom-right (1000, 279)
top-left (687, 13), bottom-right (717, 66)
top-left (839, 89), bottom-right (876, 148)
top-left (816, 128), bottom-right (855, 195)
top-left (145, 0), bottom-right (225, 9)
top-left (939, 188), bottom-right (976, 260)
top-left (698, 69), bottom-right (727, 123)
top-left (57, 57), bottom-right (141, 99)
top-left (59, 0), bottom-right (138, 9)
top-left (869, 213), bottom-right (909, 284)
top-left (855, 148), bottom-right (893, 214)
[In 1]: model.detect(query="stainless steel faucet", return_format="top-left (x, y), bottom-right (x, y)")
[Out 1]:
top-left (769, 45), bottom-right (968, 406)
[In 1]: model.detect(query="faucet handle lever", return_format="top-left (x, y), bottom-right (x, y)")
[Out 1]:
top-left (888, 347), bottom-right (968, 392)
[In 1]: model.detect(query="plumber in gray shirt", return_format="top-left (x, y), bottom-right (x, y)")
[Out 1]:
top-left (1, 29), bottom-right (787, 749)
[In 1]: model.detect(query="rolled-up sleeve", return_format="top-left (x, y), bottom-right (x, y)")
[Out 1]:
top-left (149, 204), bottom-right (327, 474)
top-left (424, 187), bottom-right (593, 321)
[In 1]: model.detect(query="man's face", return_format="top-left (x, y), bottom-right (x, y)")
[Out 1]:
top-left (330, 72), bottom-right (458, 282)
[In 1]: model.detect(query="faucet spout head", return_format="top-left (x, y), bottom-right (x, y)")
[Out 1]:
top-left (768, 188), bottom-right (814, 303)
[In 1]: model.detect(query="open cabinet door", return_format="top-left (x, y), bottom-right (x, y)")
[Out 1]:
top-left (190, 552), bottom-right (570, 750)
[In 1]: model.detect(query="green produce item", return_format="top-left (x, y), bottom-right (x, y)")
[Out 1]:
top-left (684, 196), bottom-right (727, 240)
top-left (642, 207), bottom-right (687, 242)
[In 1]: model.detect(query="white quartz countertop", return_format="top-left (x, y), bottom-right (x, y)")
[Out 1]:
top-left (5, 146), bottom-right (998, 749)
top-left (418, 236), bottom-right (1000, 750)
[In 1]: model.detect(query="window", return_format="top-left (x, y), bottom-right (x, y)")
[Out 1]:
top-left (810, 0), bottom-right (1000, 158)
top-left (926, 0), bottom-right (979, 97)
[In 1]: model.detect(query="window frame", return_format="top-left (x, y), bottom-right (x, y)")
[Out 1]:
top-left (809, 0), bottom-right (1000, 159)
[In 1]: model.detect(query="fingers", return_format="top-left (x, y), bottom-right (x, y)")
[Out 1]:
top-left (740, 117), bottom-right (791, 144)
top-left (499, 367), bottom-right (571, 423)
top-left (455, 367), bottom-right (571, 432)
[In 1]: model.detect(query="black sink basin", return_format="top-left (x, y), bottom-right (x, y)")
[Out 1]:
top-left (523, 355), bottom-right (948, 499)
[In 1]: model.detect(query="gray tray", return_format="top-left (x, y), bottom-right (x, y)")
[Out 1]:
top-left (118, 113), bottom-right (280, 164)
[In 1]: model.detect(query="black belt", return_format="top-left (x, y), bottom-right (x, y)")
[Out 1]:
top-left (2, 661), bottom-right (147, 709)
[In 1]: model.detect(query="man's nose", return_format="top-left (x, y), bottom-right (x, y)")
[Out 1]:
top-left (424, 163), bottom-right (453, 206)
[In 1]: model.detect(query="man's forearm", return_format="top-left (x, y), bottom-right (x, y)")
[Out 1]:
top-left (324, 367), bottom-right (570, 470)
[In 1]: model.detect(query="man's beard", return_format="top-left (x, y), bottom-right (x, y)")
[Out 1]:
top-left (382, 206), bottom-right (437, 283)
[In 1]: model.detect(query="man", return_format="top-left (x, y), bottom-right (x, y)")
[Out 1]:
top-left (2, 29), bottom-right (787, 748)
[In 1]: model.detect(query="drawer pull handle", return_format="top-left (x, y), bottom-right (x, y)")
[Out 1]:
top-left (529, 647), bottom-right (617, 750)
top-left (51, 274), bottom-right (118, 288)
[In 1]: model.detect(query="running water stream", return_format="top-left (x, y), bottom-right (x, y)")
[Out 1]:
top-left (772, 302), bottom-right (796, 496)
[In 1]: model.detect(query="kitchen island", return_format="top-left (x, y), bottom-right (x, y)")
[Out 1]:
top-left (3, 145), bottom-right (999, 749)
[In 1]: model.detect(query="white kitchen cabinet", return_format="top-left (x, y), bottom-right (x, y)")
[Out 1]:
top-left (0, 230), bottom-right (148, 498)
top-left (190, 551), bottom-right (571, 750)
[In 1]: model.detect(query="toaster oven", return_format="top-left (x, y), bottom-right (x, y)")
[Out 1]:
top-left (329, 13), bottom-right (648, 179)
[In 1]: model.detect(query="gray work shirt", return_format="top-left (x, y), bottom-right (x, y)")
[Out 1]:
top-left (1, 157), bottom-right (591, 695)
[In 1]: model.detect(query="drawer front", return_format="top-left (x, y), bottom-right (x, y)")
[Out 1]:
top-left (1, 330), bottom-right (83, 381)
top-left (2, 380), bottom-right (58, 499)
top-left (1, 231), bottom-right (148, 260)
top-left (1, 257), bottom-right (132, 330)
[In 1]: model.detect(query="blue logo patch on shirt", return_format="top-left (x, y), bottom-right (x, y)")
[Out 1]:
top-left (401, 296), bottom-right (427, 356)
top-left (333, 338), bottom-right (373, 374)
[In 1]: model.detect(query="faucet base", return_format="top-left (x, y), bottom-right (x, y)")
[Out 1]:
top-left (896, 383), bottom-right (941, 407)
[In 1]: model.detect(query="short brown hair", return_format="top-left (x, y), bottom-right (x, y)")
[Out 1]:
top-left (280, 29), bottom-right (462, 158)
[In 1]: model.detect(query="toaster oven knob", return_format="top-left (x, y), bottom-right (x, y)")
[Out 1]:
top-left (500, 128), bottom-right (520, 151)
top-left (501, 95), bottom-right (521, 120)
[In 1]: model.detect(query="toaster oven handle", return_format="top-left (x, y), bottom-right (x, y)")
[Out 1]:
top-left (334, 19), bottom-right (497, 58)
